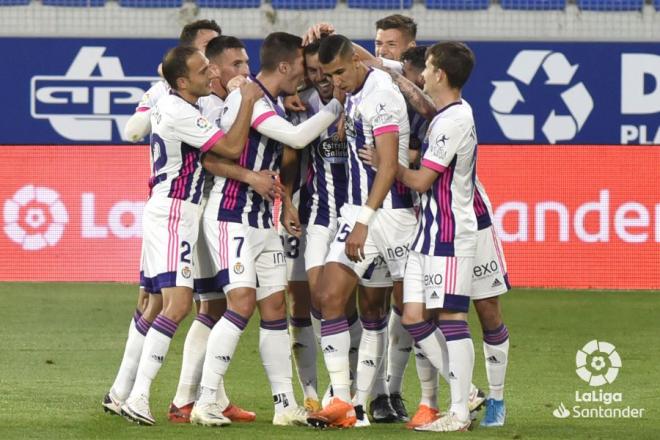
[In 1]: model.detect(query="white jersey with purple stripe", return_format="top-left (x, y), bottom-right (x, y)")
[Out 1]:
top-left (344, 68), bottom-right (413, 209)
top-left (136, 80), bottom-right (169, 113)
top-left (149, 92), bottom-right (224, 204)
top-left (293, 88), bottom-right (348, 227)
top-left (209, 77), bottom-right (285, 228)
top-left (198, 93), bottom-right (226, 196)
top-left (412, 100), bottom-right (478, 257)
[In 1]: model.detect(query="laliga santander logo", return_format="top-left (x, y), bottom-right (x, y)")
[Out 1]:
top-left (3, 185), bottom-right (68, 251)
top-left (490, 50), bottom-right (594, 144)
top-left (575, 339), bottom-right (621, 387)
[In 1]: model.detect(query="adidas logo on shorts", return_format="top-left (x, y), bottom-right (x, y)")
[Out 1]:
top-left (430, 291), bottom-right (440, 299)
top-left (491, 279), bottom-right (503, 288)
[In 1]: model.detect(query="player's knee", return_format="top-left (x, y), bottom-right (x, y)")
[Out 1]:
top-left (401, 303), bottom-right (425, 326)
top-left (474, 297), bottom-right (502, 330)
top-left (320, 289), bottom-right (344, 319)
top-left (142, 294), bottom-right (163, 321)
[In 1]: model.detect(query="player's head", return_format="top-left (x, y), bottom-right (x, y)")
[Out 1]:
top-left (260, 32), bottom-right (305, 95)
top-left (179, 19), bottom-right (222, 51)
top-left (401, 45), bottom-right (427, 88)
top-left (303, 38), bottom-right (334, 101)
top-left (162, 46), bottom-right (215, 97)
top-left (318, 34), bottom-right (362, 94)
top-left (423, 42), bottom-right (475, 94)
top-left (375, 14), bottom-right (417, 61)
top-left (205, 36), bottom-right (250, 89)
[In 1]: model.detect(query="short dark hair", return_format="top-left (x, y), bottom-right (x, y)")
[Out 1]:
top-left (318, 34), bottom-right (354, 65)
top-left (401, 46), bottom-right (427, 71)
top-left (162, 46), bottom-right (198, 90)
top-left (303, 33), bottom-right (330, 58)
top-left (179, 19), bottom-right (222, 46)
top-left (260, 32), bottom-right (303, 72)
top-left (426, 42), bottom-right (475, 89)
top-left (205, 35), bottom-right (245, 60)
top-left (375, 14), bottom-right (417, 41)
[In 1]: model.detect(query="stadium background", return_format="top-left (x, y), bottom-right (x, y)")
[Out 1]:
top-left (1, 0), bottom-right (659, 289)
top-left (1, 2), bottom-right (659, 439)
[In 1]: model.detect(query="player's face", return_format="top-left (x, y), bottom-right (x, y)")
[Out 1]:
top-left (403, 60), bottom-right (424, 89)
top-left (322, 53), bottom-right (360, 94)
top-left (281, 50), bottom-right (306, 95)
top-left (192, 29), bottom-right (220, 52)
top-left (183, 51), bottom-right (215, 97)
top-left (375, 28), bottom-right (414, 61)
top-left (422, 55), bottom-right (440, 95)
top-left (305, 52), bottom-right (333, 101)
top-left (216, 48), bottom-right (250, 88)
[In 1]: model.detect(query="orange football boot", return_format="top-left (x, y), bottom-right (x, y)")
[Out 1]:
top-left (307, 397), bottom-right (356, 429)
top-left (406, 404), bottom-right (440, 429)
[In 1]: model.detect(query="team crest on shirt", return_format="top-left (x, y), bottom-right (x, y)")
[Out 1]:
top-left (196, 116), bottom-right (211, 130)
top-left (432, 134), bottom-right (449, 159)
top-left (318, 134), bottom-right (348, 164)
top-left (344, 114), bottom-right (357, 138)
top-left (181, 266), bottom-right (192, 279)
top-left (233, 262), bottom-right (245, 274)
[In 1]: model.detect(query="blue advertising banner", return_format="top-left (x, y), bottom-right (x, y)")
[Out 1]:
top-left (2, 38), bottom-right (659, 145)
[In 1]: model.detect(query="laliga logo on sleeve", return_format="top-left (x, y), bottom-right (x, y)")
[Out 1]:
top-left (490, 50), bottom-right (594, 144)
top-left (3, 185), bottom-right (68, 251)
top-left (576, 339), bottom-right (621, 386)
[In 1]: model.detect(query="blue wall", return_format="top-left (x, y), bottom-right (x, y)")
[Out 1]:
top-left (4, 38), bottom-right (659, 145)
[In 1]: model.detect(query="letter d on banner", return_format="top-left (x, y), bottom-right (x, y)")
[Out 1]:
top-left (621, 54), bottom-right (660, 115)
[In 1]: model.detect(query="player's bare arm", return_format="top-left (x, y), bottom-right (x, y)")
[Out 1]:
top-left (397, 164), bottom-right (439, 193)
top-left (279, 146), bottom-right (302, 237)
top-left (207, 82), bottom-right (264, 159)
top-left (388, 69), bottom-right (437, 121)
top-left (345, 131), bottom-right (398, 263)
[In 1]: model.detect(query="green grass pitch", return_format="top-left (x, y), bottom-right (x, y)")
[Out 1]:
top-left (1, 283), bottom-right (659, 439)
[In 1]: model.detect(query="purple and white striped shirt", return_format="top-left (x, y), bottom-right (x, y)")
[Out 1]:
top-left (344, 69), bottom-right (413, 210)
top-left (412, 100), bottom-right (478, 257)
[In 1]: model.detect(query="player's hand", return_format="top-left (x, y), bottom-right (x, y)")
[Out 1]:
top-left (227, 75), bottom-right (248, 93)
top-left (333, 87), bottom-right (346, 105)
top-left (302, 22), bottom-right (335, 46)
top-left (282, 198), bottom-right (302, 238)
top-left (239, 81), bottom-right (264, 102)
top-left (247, 170), bottom-right (282, 202)
top-left (345, 222), bottom-right (368, 263)
top-left (284, 94), bottom-right (306, 112)
top-left (337, 113), bottom-right (346, 142)
top-left (358, 144), bottom-right (378, 169)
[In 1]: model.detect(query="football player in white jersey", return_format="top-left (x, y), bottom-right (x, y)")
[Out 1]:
top-left (279, 38), bottom-right (365, 414)
top-left (304, 35), bottom-right (416, 429)
top-left (119, 45), bottom-right (263, 426)
top-left (376, 42), bottom-right (480, 433)
top-left (124, 19), bottom-right (222, 143)
top-left (167, 35), bottom-right (257, 424)
top-left (102, 19), bottom-right (222, 418)
top-left (373, 43), bottom-right (511, 429)
top-left (191, 32), bottom-right (344, 427)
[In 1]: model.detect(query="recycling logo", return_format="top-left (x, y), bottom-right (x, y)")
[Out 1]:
top-left (490, 50), bottom-right (594, 144)
top-left (575, 340), bottom-right (621, 387)
top-left (3, 185), bottom-right (68, 251)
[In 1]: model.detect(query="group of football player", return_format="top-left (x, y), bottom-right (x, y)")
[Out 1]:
top-left (101, 14), bottom-right (511, 433)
